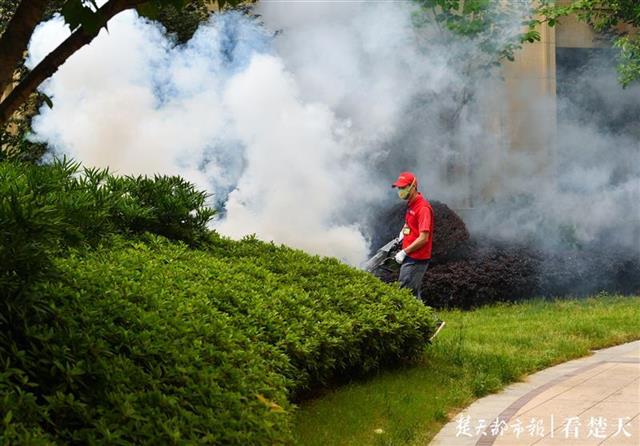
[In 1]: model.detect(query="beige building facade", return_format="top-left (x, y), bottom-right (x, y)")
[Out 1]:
top-left (485, 6), bottom-right (622, 205)
top-left (503, 3), bottom-right (608, 157)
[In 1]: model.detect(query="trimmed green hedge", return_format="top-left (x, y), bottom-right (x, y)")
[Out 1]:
top-left (1, 235), bottom-right (437, 444)
top-left (1, 159), bottom-right (437, 443)
top-left (1, 159), bottom-right (214, 294)
top-left (204, 234), bottom-right (437, 391)
top-left (1, 159), bottom-right (216, 403)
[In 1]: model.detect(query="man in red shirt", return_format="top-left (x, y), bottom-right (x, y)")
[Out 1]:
top-left (391, 171), bottom-right (434, 300)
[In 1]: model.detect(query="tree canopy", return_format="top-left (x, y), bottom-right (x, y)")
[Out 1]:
top-left (414, 0), bottom-right (541, 64)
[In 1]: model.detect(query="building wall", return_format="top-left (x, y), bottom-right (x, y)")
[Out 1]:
top-left (502, 18), bottom-right (557, 169)
top-left (489, 7), bottom-right (611, 202)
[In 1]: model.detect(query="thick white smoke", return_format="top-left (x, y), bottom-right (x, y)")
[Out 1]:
top-left (28, 9), bottom-right (377, 264)
top-left (27, 1), bottom-right (638, 265)
top-left (29, 1), bottom-right (494, 265)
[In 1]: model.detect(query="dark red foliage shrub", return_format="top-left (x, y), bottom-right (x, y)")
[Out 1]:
top-left (370, 201), bottom-right (469, 261)
top-left (370, 202), bottom-right (640, 309)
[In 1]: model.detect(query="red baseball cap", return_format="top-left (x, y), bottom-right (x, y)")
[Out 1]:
top-left (392, 171), bottom-right (417, 188)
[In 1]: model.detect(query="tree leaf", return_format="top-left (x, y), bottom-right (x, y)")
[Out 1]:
top-left (42, 94), bottom-right (54, 110)
top-left (136, 2), bottom-right (161, 20)
top-left (61, 0), bottom-right (103, 35)
top-left (61, 0), bottom-right (87, 31)
top-left (168, 0), bottom-right (188, 9)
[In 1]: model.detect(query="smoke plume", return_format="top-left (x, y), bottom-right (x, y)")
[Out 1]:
top-left (27, 1), bottom-right (639, 273)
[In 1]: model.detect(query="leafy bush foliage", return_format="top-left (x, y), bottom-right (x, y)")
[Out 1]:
top-left (1, 244), bottom-right (290, 444)
top-left (204, 234), bottom-right (437, 393)
top-left (1, 159), bottom-right (436, 443)
top-left (1, 159), bottom-right (218, 441)
top-left (371, 201), bottom-right (640, 309)
top-left (0, 236), bottom-right (437, 444)
top-left (1, 159), bottom-right (214, 291)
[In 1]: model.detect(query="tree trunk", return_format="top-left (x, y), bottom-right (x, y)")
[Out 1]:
top-left (0, 0), bottom-right (148, 127)
top-left (0, 0), bottom-right (50, 95)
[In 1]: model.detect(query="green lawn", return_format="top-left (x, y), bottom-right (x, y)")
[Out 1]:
top-left (293, 295), bottom-right (640, 446)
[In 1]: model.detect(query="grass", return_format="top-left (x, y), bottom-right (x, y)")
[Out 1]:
top-left (292, 294), bottom-right (640, 446)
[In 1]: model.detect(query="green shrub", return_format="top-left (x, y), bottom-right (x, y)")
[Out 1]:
top-left (1, 235), bottom-right (437, 444)
top-left (1, 158), bottom-right (214, 321)
top-left (0, 159), bottom-right (217, 439)
top-left (1, 159), bottom-right (436, 444)
top-left (0, 160), bottom-right (214, 274)
top-left (203, 234), bottom-right (437, 393)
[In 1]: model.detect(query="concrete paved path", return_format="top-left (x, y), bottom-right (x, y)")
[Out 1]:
top-left (430, 340), bottom-right (640, 446)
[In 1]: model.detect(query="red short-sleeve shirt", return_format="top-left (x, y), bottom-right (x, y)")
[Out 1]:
top-left (401, 193), bottom-right (434, 260)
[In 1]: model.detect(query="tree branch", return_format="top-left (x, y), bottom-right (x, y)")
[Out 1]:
top-left (0, 0), bottom-right (148, 126)
top-left (0, 0), bottom-right (49, 95)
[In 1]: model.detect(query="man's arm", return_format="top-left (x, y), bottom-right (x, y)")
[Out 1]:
top-left (403, 231), bottom-right (429, 255)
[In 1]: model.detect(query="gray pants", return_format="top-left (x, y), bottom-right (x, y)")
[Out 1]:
top-left (399, 258), bottom-right (430, 300)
